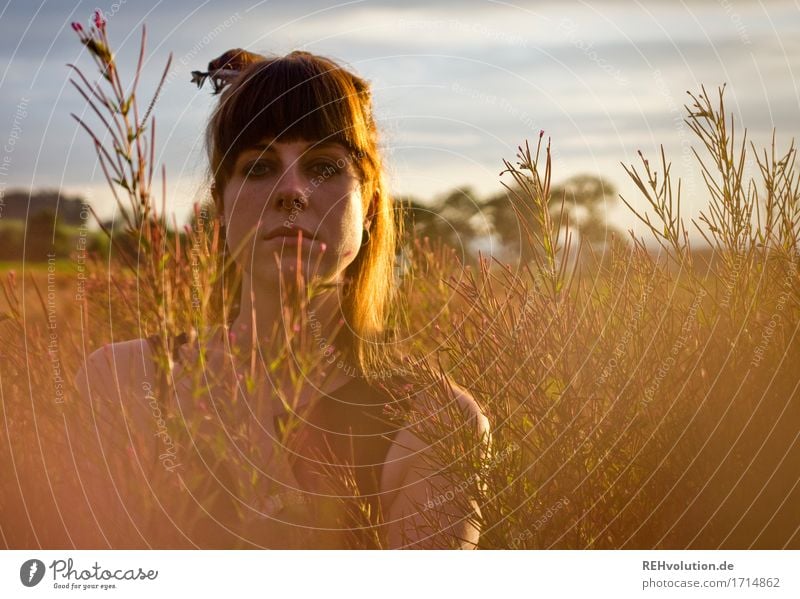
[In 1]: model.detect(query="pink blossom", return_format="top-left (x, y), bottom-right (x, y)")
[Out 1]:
top-left (71, 22), bottom-right (83, 32)
top-left (93, 10), bottom-right (106, 30)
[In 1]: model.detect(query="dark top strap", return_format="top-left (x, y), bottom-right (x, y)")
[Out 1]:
top-left (276, 374), bottom-right (409, 516)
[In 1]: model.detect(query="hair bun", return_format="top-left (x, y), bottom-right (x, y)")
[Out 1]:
top-left (190, 48), bottom-right (266, 94)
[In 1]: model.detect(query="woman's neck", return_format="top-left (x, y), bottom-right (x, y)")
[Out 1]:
top-left (227, 274), bottom-right (351, 379)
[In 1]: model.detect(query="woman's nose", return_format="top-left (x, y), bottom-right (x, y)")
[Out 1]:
top-left (274, 165), bottom-right (309, 211)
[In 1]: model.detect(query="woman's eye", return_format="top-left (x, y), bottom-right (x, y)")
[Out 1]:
top-left (309, 161), bottom-right (341, 177)
top-left (244, 161), bottom-right (272, 177)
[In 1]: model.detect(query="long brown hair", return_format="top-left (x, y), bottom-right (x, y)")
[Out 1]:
top-left (205, 50), bottom-right (402, 377)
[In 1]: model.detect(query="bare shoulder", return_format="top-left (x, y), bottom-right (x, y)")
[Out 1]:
top-left (71, 338), bottom-right (161, 465)
top-left (441, 380), bottom-right (491, 437)
top-left (379, 377), bottom-right (491, 548)
top-left (380, 376), bottom-right (491, 502)
top-left (68, 338), bottom-right (164, 547)
top-left (394, 377), bottom-right (490, 450)
top-left (73, 337), bottom-right (158, 397)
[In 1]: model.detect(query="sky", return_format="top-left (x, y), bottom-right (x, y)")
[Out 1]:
top-left (0, 0), bottom-right (798, 243)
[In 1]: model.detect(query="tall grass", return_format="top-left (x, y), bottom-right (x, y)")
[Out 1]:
top-left (0, 18), bottom-right (797, 549)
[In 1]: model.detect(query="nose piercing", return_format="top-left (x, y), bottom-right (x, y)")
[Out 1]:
top-left (280, 196), bottom-right (307, 210)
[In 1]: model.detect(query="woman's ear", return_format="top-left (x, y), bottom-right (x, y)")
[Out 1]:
top-left (364, 190), bottom-right (378, 228)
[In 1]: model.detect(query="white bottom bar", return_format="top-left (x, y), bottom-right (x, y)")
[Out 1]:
top-left (1, 550), bottom-right (796, 598)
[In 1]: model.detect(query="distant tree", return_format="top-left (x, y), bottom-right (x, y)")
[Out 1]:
top-left (1, 188), bottom-right (88, 226)
top-left (485, 173), bottom-right (623, 262)
top-left (25, 209), bottom-right (70, 261)
top-left (551, 174), bottom-right (623, 245)
top-left (398, 187), bottom-right (485, 265)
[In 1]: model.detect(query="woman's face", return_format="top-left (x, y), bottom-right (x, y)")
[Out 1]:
top-left (221, 137), bottom-right (369, 286)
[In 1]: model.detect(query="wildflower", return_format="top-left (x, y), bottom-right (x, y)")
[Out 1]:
top-left (71, 18), bottom-right (114, 79)
top-left (93, 10), bottom-right (106, 30)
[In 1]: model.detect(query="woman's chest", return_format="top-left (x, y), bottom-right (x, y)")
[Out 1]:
top-left (163, 373), bottom-right (400, 544)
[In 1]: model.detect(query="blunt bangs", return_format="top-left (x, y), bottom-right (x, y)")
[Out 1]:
top-left (210, 52), bottom-right (370, 182)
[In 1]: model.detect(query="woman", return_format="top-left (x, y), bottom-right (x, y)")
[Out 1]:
top-left (72, 49), bottom-right (490, 549)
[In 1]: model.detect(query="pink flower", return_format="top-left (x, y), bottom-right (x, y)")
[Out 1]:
top-left (93, 10), bottom-right (106, 30)
top-left (320, 242), bottom-right (327, 252)
top-left (71, 22), bottom-right (83, 32)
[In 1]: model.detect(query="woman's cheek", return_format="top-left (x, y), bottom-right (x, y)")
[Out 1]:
top-left (335, 221), bottom-right (366, 269)
top-left (225, 216), bottom-right (262, 271)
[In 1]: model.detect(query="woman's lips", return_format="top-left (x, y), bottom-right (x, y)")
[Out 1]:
top-left (264, 235), bottom-right (313, 242)
top-left (263, 225), bottom-right (315, 241)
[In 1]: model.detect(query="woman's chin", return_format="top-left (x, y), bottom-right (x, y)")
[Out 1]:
top-left (243, 260), bottom-right (334, 286)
